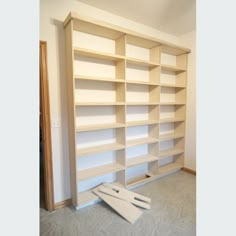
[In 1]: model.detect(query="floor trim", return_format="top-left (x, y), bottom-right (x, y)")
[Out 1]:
top-left (54, 199), bottom-right (72, 209)
top-left (182, 167), bottom-right (196, 176)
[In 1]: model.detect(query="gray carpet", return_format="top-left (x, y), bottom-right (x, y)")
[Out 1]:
top-left (40, 171), bottom-right (196, 236)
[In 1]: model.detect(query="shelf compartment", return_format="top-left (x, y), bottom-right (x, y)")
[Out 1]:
top-left (126, 35), bottom-right (161, 66)
top-left (74, 47), bottom-right (125, 62)
top-left (74, 75), bottom-right (125, 83)
top-left (159, 121), bottom-right (185, 141)
top-left (126, 159), bottom-right (158, 187)
top-left (160, 87), bottom-right (186, 104)
top-left (126, 83), bottom-right (160, 103)
top-left (159, 137), bottom-right (185, 164)
top-left (76, 127), bottom-right (125, 157)
top-left (126, 124), bottom-right (159, 147)
top-left (72, 17), bottom-right (124, 40)
top-left (126, 105), bottom-right (159, 126)
top-left (75, 105), bottom-right (125, 131)
top-left (72, 24), bottom-right (125, 57)
top-left (126, 154), bottom-right (157, 168)
top-left (126, 62), bottom-right (160, 85)
top-left (126, 173), bottom-right (154, 188)
top-left (159, 104), bottom-right (186, 123)
top-left (77, 163), bottom-right (124, 181)
top-left (160, 71), bottom-right (187, 88)
top-left (74, 79), bottom-right (125, 104)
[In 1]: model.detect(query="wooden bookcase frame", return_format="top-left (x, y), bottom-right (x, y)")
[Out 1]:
top-left (64, 12), bottom-right (190, 209)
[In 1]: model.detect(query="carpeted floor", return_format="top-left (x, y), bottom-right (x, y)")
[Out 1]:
top-left (40, 171), bottom-right (196, 236)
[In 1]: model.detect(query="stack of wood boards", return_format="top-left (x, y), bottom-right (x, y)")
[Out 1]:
top-left (93, 183), bottom-right (151, 224)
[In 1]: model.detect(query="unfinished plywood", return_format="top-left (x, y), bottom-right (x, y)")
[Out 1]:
top-left (93, 189), bottom-right (143, 224)
top-left (98, 183), bottom-right (151, 209)
top-left (64, 12), bottom-right (189, 209)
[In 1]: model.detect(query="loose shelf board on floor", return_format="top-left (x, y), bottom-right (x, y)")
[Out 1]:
top-left (64, 11), bottom-right (189, 209)
top-left (93, 188), bottom-right (143, 224)
top-left (98, 183), bottom-right (151, 209)
top-left (91, 183), bottom-right (151, 224)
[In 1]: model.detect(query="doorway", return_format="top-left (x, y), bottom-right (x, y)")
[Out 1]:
top-left (40, 41), bottom-right (54, 211)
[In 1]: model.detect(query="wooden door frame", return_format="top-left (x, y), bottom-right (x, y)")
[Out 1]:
top-left (40, 41), bottom-right (54, 211)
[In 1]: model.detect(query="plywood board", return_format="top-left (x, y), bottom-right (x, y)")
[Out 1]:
top-left (93, 189), bottom-right (142, 224)
top-left (98, 184), bottom-right (151, 209)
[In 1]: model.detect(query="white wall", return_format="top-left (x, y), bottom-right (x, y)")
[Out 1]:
top-left (180, 30), bottom-right (196, 170)
top-left (40, 0), bottom-right (195, 203)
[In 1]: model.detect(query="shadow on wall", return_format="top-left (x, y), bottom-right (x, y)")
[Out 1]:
top-left (50, 18), bottom-right (71, 197)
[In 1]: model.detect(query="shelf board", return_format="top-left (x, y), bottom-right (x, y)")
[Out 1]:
top-left (76, 123), bottom-right (125, 132)
top-left (77, 182), bottom-right (124, 206)
top-left (160, 83), bottom-right (186, 88)
top-left (77, 143), bottom-right (125, 157)
top-left (126, 137), bottom-right (158, 147)
top-left (126, 154), bottom-right (157, 168)
top-left (126, 120), bottom-right (158, 127)
top-left (159, 132), bottom-right (185, 141)
top-left (74, 75), bottom-right (125, 83)
top-left (126, 80), bottom-right (159, 86)
top-left (126, 102), bottom-right (159, 106)
top-left (159, 118), bottom-right (185, 123)
top-left (75, 102), bottom-right (125, 106)
top-left (160, 102), bottom-right (185, 105)
top-left (126, 57), bottom-right (159, 67)
top-left (161, 64), bottom-right (186, 72)
top-left (74, 47), bottom-right (125, 61)
top-left (77, 163), bottom-right (124, 181)
top-left (159, 148), bottom-right (184, 158)
top-left (158, 162), bottom-right (183, 175)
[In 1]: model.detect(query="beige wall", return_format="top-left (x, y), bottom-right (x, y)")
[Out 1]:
top-left (180, 30), bottom-right (196, 171)
top-left (40, 0), bottom-right (196, 203)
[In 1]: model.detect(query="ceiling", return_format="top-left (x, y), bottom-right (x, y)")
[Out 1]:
top-left (77, 0), bottom-right (196, 36)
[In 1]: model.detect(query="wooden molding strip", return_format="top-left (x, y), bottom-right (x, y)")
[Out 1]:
top-left (54, 198), bottom-right (72, 210)
top-left (182, 167), bottom-right (196, 176)
top-left (40, 41), bottom-right (54, 211)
